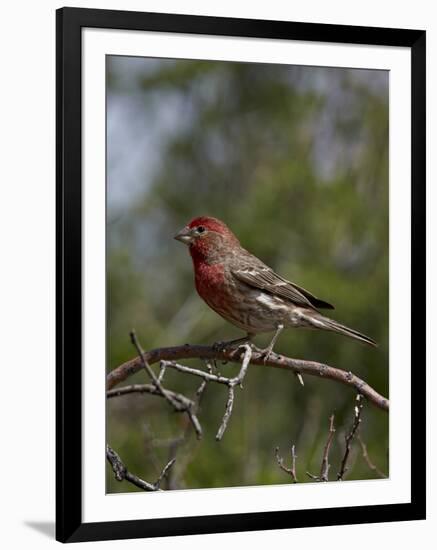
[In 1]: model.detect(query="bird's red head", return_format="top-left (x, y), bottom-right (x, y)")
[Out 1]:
top-left (174, 216), bottom-right (239, 264)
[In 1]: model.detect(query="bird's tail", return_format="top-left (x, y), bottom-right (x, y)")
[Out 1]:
top-left (302, 312), bottom-right (377, 347)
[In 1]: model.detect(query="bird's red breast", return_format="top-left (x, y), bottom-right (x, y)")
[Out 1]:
top-left (184, 217), bottom-right (238, 317)
top-left (194, 261), bottom-right (225, 302)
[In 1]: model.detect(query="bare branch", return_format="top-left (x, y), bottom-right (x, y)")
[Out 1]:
top-left (337, 394), bottom-right (364, 480)
top-left (274, 395), bottom-right (386, 485)
top-left (152, 344), bottom-right (252, 440)
top-left (320, 414), bottom-right (336, 481)
top-left (107, 342), bottom-right (389, 412)
top-left (158, 361), bottom-right (236, 385)
top-left (357, 435), bottom-right (386, 478)
top-left (130, 330), bottom-right (181, 410)
top-left (216, 385), bottom-right (236, 441)
top-left (196, 375), bottom-right (208, 401)
top-left (306, 413), bottom-right (336, 482)
top-left (106, 444), bottom-right (175, 491)
top-left (107, 383), bottom-right (193, 407)
top-left (109, 344), bottom-right (252, 441)
top-left (216, 344), bottom-right (252, 440)
top-left (107, 382), bottom-right (202, 440)
top-left (128, 330), bottom-right (203, 439)
top-left (154, 457), bottom-right (177, 489)
top-left (275, 445), bottom-right (298, 482)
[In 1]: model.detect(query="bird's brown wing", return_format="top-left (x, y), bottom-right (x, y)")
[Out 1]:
top-left (232, 264), bottom-right (334, 310)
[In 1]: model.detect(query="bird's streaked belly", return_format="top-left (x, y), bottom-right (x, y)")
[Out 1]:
top-left (202, 281), bottom-right (292, 333)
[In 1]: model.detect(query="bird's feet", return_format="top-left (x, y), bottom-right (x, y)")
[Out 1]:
top-left (257, 324), bottom-right (284, 364)
top-left (212, 335), bottom-right (253, 353)
top-left (258, 344), bottom-right (276, 364)
top-left (212, 340), bottom-right (229, 353)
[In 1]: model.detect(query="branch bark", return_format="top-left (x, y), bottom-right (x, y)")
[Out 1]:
top-left (125, 331), bottom-right (203, 439)
top-left (109, 345), bottom-right (253, 441)
top-left (107, 343), bottom-right (389, 412)
top-left (357, 435), bottom-right (387, 478)
top-left (320, 414), bottom-right (336, 481)
top-left (275, 445), bottom-right (298, 482)
top-left (306, 413), bottom-right (336, 482)
top-left (337, 394), bottom-right (364, 480)
top-left (106, 445), bottom-right (175, 492)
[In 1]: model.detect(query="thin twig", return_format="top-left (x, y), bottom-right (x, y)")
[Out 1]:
top-left (107, 342), bottom-right (389, 412)
top-left (154, 457), bottom-right (177, 488)
top-left (157, 344), bottom-right (252, 440)
top-left (275, 445), bottom-right (298, 482)
top-left (107, 382), bottom-right (202, 440)
top-left (106, 444), bottom-right (175, 491)
top-left (215, 344), bottom-right (252, 440)
top-left (216, 385), bottom-right (236, 441)
top-left (196, 376), bottom-right (208, 400)
top-left (306, 413), bottom-right (336, 482)
top-left (129, 330), bottom-right (202, 439)
top-left (110, 343), bottom-right (252, 441)
top-left (130, 330), bottom-right (180, 410)
top-left (158, 361), bottom-right (237, 385)
top-left (107, 383), bottom-right (193, 407)
top-left (320, 414), bottom-right (336, 481)
top-left (157, 362), bottom-right (167, 384)
top-left (337, 394), bottom-right (364, 480)
top-left (357, 435), bottom-right (386, 478)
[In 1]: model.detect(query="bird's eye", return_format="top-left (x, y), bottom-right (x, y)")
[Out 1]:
top-left (197, 226), bottom-right (206, 234)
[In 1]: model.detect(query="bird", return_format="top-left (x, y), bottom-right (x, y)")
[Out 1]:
top-left (174, 216), bottom-right (377, 359)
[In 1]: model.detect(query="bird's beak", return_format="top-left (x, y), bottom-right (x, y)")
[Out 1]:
top-left (174, 226), bottom-right (194, 245)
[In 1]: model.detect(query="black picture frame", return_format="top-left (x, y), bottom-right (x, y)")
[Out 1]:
top-left (56, 6), bottom-right (426, 543)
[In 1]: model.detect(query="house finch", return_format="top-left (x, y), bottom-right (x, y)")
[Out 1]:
top-left (175, 216), bottom-right (376, 357)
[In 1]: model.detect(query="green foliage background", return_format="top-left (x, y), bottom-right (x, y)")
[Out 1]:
top-left (106, 57), bottom-right (389, 492)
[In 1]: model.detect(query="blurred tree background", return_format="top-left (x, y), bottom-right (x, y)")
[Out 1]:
top-left (106, 56), bottom-right (389, 492)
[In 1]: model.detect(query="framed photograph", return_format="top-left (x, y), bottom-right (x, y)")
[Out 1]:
top-left (56, 7), bottom-right (426, 543)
